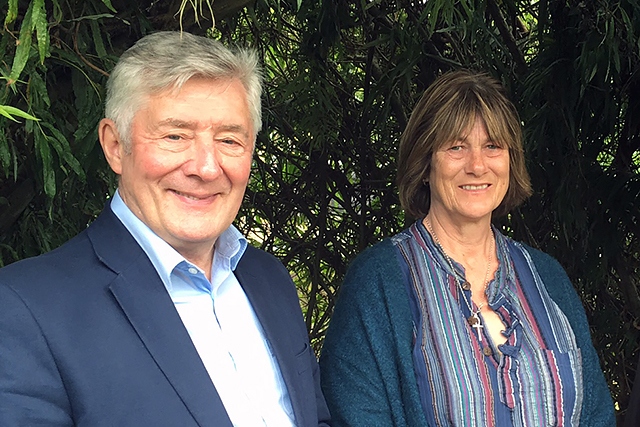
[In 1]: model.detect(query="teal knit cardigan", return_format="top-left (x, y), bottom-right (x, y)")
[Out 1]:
top-left (319, 239), bottom-right (615, 427)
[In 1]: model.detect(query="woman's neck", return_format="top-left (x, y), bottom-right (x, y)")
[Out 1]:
top-left (423, 211), bottom-right (498, 306)
top-left (423, 211), bottom-right (494, 263)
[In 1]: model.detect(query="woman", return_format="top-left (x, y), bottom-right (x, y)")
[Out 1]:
top-left (319, 70), bottom-right (614, 426)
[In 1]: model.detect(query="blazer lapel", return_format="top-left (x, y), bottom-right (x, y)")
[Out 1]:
top-left (87, 209), bottom-right (233, 427)
top-left (234, 247), bottom-right (309, 426)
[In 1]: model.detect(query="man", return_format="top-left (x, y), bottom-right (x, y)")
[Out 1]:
top-left (0, 31), bottom-right (330, 426)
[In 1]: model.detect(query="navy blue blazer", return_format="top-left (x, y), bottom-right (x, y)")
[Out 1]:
top-left (0, 207), bottom-right (330, 426)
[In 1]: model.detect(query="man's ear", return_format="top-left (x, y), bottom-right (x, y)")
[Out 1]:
top-left (99, 118), bottom-right (124, 175)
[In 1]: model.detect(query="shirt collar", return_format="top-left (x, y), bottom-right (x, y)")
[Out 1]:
top-left (109, 190), bottom-right (247, 290)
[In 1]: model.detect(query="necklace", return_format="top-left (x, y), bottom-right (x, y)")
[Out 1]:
top-left (424, 216), bottom-right (494, 342)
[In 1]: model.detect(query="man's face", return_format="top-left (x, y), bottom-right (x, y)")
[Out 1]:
top-left (100, 77), bottom-right (254, 268)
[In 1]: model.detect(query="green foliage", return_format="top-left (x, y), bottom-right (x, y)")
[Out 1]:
top-left (1, 0), bottom-right (639, 424)
top-left (0, 0), bottom-right (120, 263)
top-left (0, 104), bottom-right (39, 122)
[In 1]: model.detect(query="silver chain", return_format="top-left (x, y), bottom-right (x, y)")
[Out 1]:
top-left (424, 217), bottom-right (494, 341)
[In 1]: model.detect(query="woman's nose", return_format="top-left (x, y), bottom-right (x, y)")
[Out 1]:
top-left (466, 147), bottom-right (487, 174)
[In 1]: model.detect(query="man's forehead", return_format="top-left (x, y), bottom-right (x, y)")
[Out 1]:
top-left (152, 76), bottom-right (243, 97)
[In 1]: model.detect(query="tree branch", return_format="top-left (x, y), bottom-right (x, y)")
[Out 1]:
top-left (486, 0), bottom-right (527, 75)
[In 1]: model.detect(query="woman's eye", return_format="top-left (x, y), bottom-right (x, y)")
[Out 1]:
top-left (486, 143), bottom-right (505, 151)
top-left (485, 143), bottom-right (506, 157)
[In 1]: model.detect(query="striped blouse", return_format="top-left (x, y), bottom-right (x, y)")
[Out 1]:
top-left (392, 221), bottom-right (583, 426)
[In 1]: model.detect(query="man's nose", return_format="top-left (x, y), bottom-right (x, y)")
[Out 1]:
top-left (186, 140), bottom-right (222, 180)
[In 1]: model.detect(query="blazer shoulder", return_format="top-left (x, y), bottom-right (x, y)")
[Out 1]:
top-left (0, 207), bottom-right (142, 298)
top-left (237, 245), bottom-right (290, 277)
top-left (242, 244), bottom-right (282, 263)
top-left (0, 229), bottom-right (94, 285)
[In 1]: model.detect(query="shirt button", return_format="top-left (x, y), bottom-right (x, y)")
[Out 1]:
top-left (461, 281), bottom-right (471, 290)
top-left (483, 347), bottom-right (493, 356)
top-left (188, 267), bottom-right (198, 275)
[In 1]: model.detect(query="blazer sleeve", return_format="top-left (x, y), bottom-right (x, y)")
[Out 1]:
top-left (0, 281), bottom-right (73, 426)
top-left (525, 246), bottom-right (616, 427)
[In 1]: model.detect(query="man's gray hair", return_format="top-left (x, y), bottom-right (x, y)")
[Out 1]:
top-left (104, 31), bottom-right (263, 149)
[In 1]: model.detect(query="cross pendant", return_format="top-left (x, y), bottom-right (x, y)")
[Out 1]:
top-left (468, 313), bottom-right (483, 342)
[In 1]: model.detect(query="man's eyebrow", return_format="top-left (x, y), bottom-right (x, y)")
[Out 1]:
top-left (218, 124), bottom-right (251, 138)
top-left (155, 120), bottom-right (251, 138)
top-left (156, 118), bottom-right (197, 128)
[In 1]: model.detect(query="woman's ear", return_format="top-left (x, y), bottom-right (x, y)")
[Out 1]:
top-left (98, 118), bottom-right (124, 175)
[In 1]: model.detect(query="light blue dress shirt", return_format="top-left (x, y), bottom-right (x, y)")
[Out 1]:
top-left (110, 191), bottom-right (296, 426)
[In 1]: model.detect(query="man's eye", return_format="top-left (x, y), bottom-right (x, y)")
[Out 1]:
top-left (166, 134), bottom-right (182, 141)
top-left (218, 138), bottom-right (249, 156)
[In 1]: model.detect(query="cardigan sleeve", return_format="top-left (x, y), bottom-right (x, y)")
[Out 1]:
top-left (525, 246), bottom-right (616, 427)
top-left (319, 240), bottom-right (426, 427)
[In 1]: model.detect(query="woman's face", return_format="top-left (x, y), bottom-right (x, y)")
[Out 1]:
top-left (428, 116), bottom-right (510, 224)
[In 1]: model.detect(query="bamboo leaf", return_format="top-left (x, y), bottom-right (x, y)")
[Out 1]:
top-left (34, 129), bottom-right (56, 197)
top-left (428, 0), bottom-right (443, 33)
top-left (0, 128), bottom-right (11, 177)
top-left (8, 0), bottom-right (35, 85)
top-left (0, 109), bottom-right (20, 122)
top-left (611, 42), bottom-right (621, 75)
top-left (29, 72), bottom-right (51, 108)
top-left (32, 0), bottom-right (50, 64)
top-left (5, 0), bottom-right (18, 26)
top-left (90, 20), bottom-right (108, 58)
top-left (101, 0), bottom-right (117, 13)
top-left (68, 14), bottom-right (117, 22)
top-left (0, 105), bottom-right (40, 122)
top-left (51, 0), bottom-right (63, 22)
top-left (41, 122), bottom-right (86, 180)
